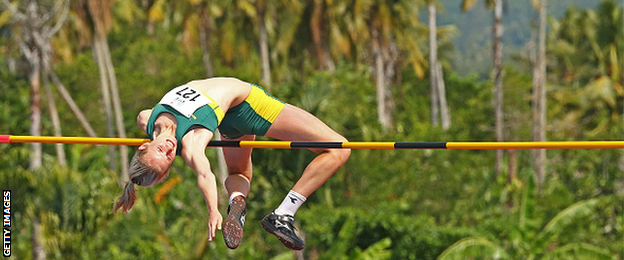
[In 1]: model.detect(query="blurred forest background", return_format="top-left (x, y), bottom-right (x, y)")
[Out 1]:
top-left (0, 0), bottom-right (622, 259)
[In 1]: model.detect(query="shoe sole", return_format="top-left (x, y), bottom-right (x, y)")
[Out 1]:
top-left (223, 196), bottom-right (246, 249)
top-left (261, 218), bottom-right (305, 251)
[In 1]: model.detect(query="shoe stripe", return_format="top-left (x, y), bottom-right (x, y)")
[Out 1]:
top-left (262, 213), bottom-right (305, 250)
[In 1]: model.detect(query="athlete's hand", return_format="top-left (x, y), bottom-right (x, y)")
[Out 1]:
top-left (208, 209), bottom-right (223, 241)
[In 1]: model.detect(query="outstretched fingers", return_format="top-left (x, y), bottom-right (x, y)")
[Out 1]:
top-left (208, 211), bottom-right (223, 241)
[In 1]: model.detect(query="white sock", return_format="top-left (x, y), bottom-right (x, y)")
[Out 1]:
top-left (274, 190), bottom-right (307, 216)
top-left (229, 192), bottom-right (245, 205)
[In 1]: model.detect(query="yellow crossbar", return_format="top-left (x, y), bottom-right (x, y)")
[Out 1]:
top-left (1, 135), bottom-right (622, 150)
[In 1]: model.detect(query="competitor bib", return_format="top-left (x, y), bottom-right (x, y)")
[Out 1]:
top-left (158, 85), bottom-right (211, 118)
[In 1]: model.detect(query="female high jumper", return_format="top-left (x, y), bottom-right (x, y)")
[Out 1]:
top-left (113, 77), bottom-right (350, 250)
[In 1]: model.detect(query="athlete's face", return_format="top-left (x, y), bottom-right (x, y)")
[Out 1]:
top-left (139, 136), bottom-right (176, 175)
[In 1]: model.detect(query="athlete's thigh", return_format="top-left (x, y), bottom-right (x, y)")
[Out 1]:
top-left (265, 104), bottom-right (346, 151)
top-left (221, 134), bottom-right (255, 175)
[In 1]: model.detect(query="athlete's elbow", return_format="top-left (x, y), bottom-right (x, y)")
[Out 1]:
top-left (137, 110), bottom-right (151, 127)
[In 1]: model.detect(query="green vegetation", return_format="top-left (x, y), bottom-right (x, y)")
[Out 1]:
top-left (0, 0), bottom-right (622, 259)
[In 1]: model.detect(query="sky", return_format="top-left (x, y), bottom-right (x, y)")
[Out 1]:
top-left (430, 0), bottom-right (612, 76)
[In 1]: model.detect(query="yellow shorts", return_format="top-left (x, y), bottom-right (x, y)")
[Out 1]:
top-left (218, 84), bottom-right (285, 139)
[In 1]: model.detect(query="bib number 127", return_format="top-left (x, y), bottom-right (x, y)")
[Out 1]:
top-left (176, 86), bottom-right (201, 101)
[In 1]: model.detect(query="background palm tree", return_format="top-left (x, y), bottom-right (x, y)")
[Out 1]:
top-left (1, 0), bottom-right (70, 170)
top-left (531, 0), bottom-right (548, 187)
top-left (73, 0), bottom-right (129, 180)
top-left (548, 0), bottom-right (623, 141)
top-left (310, 0), bottom-right (335, 71)
top-left (462, 0), bottom-right (506, 176)
top-left (427, 0), bottom-right (451, 130)
top-left (367, 0), bottom-right (430, 128)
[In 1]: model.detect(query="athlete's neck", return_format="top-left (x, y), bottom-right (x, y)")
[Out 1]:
top-left (153, 112), bottom-right (177, 138)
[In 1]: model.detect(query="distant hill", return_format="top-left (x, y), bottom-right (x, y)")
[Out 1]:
top-left (432, 0), bottom-right (605, 77)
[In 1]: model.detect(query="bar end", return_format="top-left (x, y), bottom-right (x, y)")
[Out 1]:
top-left (0, 135), bottom-right (11, 143)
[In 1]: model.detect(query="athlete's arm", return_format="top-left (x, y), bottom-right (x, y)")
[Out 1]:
top-left (180, 128), bottom-right (222, 241)
top-left (137, 109), bottom-right (153, 135)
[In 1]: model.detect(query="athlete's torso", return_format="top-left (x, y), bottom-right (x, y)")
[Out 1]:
top-left (184, 77), bottom-right (252, 114)
top-left (147, 77), bottom-right (286, 153)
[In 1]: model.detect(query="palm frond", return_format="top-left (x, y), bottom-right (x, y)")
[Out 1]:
top-left (437, 237), bottom-right (508, 260)
top-left (539, 198), bottom-right (600, 243)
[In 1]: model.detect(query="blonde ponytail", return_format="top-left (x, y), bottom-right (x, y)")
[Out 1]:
top-left (113, 181), bottom-right (137, 214)
top-left (113, 148), bottom-right (165, 214)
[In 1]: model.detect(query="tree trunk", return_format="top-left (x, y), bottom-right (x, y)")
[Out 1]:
top-left (371, 24), bottom-right (392, 128)
top-left (310, 0), bottom-right (335, 71)
top-left (93, 36), bottom-right (117, 171)
top-left (4, 0), bottom-right (69, 170)
top-left (32, 218), bottom-right (46, 260)
top-left (29, 61), bottom-right (42, 170)
top-left (532, 0), bottom-right (547, 187)
top-left (257, 0), bottom-right (271, 90)
top-left (429, 3), bottom-right (440, 127)
top-left (311, 0), bottom-right (326, 70)
top-left (506, 148), bottom-right (517, 209)
top-left (199, 6), bottom-right (214, 78)
top-left (507, 149), bottom-right (517, 182)
top-left (18, 0), bottom-right (44, 170)
top-left (49, 71), bottom-right (98, 137)
top-left (493, 0), bottom-right (504, 176)
top-left (79, 0), bottom-right (128, 182)
top-left (429, 3), bottom-right (451, 130)
top-left (101, 33), bottom-right (129, 181)
top-left (436, 63), bottom-right (451, 130)
top-left (43, 70), bottom-right (67, 166)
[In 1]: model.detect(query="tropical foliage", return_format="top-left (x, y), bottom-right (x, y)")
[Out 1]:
top-left (0, 0), bottom-right (622, 259)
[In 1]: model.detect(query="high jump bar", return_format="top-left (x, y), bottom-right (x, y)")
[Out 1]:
top-left (1, 135), bottom-right (623, 150)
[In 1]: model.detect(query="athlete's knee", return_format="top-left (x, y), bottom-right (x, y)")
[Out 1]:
top-left (325, 147), bottom-right (350, 166)
top-left (227, 171), bottom-right (253, 183)
top-left (335, 136), bottom-right (351, 163)
top-left (338, 148), bottom-right (351, 164)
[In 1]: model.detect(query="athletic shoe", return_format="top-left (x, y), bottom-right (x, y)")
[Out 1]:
top-left (261, 211), bottom-right (305, 250)
top-left (223, 196), bottom-right (246, 249)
